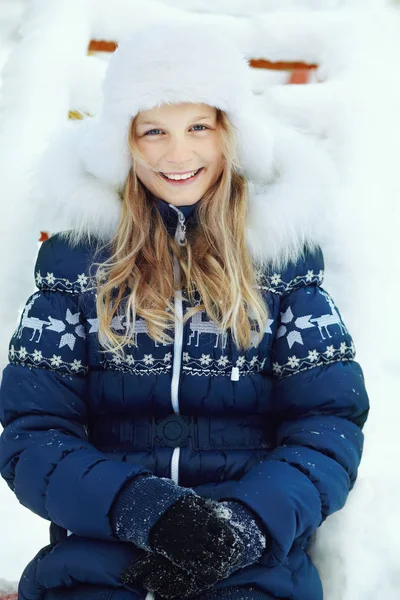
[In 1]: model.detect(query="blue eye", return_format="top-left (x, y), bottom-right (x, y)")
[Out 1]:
top-left (144, 125), bottom-right (208, 136)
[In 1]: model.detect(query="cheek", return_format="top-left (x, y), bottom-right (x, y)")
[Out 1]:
top-left (204, 139), bottom-right (223, 169)
top-left (134, 162), bottom-right (149, 183)
top-left (134, 149), bottom-right (160, 180)
top-left (207, 151), bottom-right (224, 176)
top-left (134, 139), bottom-right (159, 167)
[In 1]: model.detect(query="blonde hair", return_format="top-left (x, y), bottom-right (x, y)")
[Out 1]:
top-left (92, 108), bottom-right (269, 356)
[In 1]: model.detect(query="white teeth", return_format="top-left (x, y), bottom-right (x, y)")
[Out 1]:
top-left (162, 169), bottom-right (200, 181)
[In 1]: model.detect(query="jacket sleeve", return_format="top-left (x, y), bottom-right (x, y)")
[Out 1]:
top-left (214, 246), bottom-right (370, 565)
top-left (0, 235), bottom-right (151, 541)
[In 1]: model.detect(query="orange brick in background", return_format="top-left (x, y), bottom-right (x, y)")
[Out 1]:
top-left (0, 593), bottom-right (17, 600)
top-left (249, 58), bottom-right (317, 71)
top-left (88, 40), bottom-right (117, 53)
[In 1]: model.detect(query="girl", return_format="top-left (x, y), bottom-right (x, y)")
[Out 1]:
top-left (0, 21), bottom-right (369, 600)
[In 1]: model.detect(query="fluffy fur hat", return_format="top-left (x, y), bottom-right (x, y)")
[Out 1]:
top-left (78, 20), bottom-right (275, 188)
top-left (33, 19), bottom-right (337, 269)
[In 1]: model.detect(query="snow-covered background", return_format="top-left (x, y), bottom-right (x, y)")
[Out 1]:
top-left (0, 0), bottom-right (399, 598)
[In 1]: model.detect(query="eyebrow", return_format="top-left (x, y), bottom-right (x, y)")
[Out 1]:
top-left (136, 116), bottom-right (213, 127)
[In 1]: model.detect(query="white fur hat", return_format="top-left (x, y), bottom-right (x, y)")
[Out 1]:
top-left (78, 20), bottom-right (275, 189)
top-left (33, 19), bottom-right (338, 268)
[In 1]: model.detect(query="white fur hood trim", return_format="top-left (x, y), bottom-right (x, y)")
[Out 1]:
top-left (32, 116), bottom-right (337, 270)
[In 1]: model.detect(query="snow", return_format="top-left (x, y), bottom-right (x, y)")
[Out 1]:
top-left (0, 0), bottom-right (400, 598)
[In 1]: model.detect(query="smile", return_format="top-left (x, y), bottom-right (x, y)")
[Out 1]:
top-left (159, 168), bottom-right (204, 185)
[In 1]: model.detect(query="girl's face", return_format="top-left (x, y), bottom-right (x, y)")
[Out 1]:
top-left (133, 102), bottom-right (224, 207)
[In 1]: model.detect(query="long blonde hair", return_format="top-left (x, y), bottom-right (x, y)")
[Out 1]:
top-left (92, 108), bottom-right (269, 356)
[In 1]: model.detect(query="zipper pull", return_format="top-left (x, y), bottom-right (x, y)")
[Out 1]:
top-left (231, 366), bottom-right (240, 381)
top-left (169, 204), bottom-right (187, 247)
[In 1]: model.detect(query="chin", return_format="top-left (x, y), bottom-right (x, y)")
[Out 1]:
top-left (161, 187), bottom-right (205, 200)
top-left (165, 196), bottom-right (202, 206)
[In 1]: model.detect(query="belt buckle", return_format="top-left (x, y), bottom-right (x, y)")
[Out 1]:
top-left (155, 414), bottom-right (191, 448)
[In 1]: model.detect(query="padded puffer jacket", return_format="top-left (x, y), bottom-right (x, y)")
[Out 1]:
top-left (0, 198), bottom-right (369, 600)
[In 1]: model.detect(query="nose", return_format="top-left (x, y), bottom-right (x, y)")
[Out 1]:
top-left (163, 137), bottom-right (195, 167)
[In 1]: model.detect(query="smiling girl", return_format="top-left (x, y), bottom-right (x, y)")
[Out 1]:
top-left (0, 21), bottom-right (369, 600)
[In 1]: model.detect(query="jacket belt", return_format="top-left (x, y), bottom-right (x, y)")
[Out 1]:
top-left (89, 414), bottom-right (273, 452)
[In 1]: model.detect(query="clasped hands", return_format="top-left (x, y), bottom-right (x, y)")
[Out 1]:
top-left (118, 489), bottom-right (266, 599)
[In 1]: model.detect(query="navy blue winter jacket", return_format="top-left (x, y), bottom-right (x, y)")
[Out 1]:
top-left (0, 198), bottom-right (369, 600)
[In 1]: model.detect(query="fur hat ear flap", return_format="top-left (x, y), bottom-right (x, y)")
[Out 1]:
top-left (233, 110), bottom-right (276, 184)
top-left (30, 119), bottom-right (123, 243)
top-left (78, 114), bottom-right (132, 189)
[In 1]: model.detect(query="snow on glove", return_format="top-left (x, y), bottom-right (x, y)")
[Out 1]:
top-left (215, 501), bottom-right (267, 574)
top-left (148, 494), bottom-right (244, 585)
top-left (121, 552), bottom-right (212, 600)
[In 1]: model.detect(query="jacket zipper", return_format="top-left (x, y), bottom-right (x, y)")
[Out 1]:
top-left (145, 206), bottom-right (187, 600)
top-left (169, 204), bottom-right (187, 485)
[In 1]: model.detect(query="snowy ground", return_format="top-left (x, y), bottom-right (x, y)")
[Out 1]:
top-left (0, 0), bottom-right (400, 598)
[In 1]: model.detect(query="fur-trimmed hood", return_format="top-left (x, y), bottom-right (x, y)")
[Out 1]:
top-left (31, 111), bottom-right (337, 271)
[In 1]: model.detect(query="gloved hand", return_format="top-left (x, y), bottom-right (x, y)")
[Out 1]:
top-left (215, 501), bottom-right (267, 574)
top-left (110, 474), bottom-right (196, 551)
top-left (112, 475), bottom-right (266, 587)
top-left (121, 552), bottom-right (212, 599)
top-left (149, 494), bottom-right (244, 585)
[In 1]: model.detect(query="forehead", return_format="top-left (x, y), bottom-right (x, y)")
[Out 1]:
top-left (135, 102), bottom-right (217, 126)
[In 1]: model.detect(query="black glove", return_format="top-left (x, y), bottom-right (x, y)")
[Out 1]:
top-left (121, 552), bottom-right (211, 599)
top-left (148, 494), bottom-right (244, 586)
